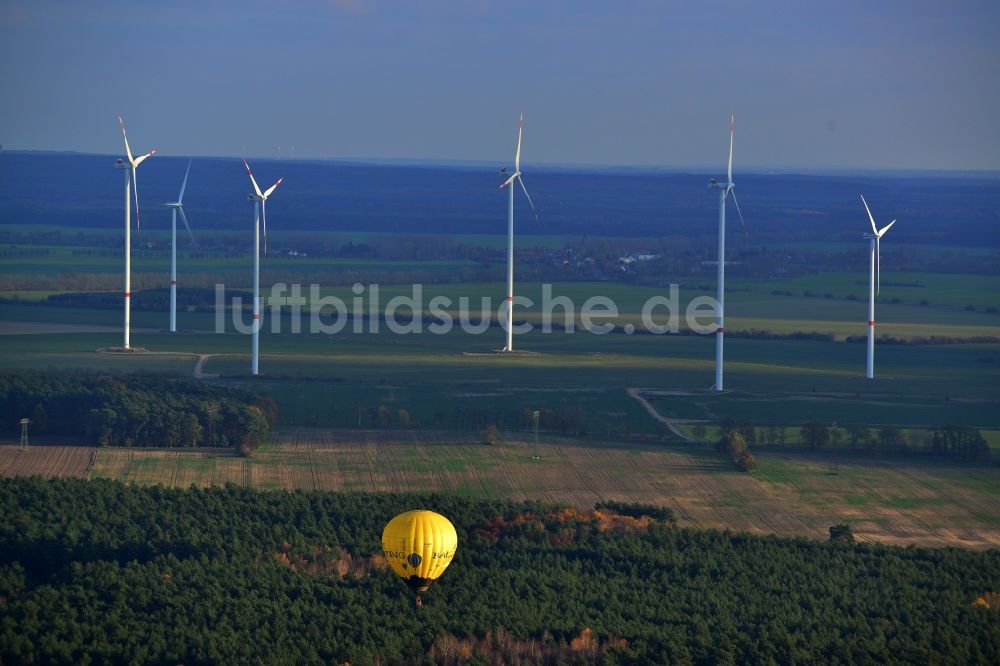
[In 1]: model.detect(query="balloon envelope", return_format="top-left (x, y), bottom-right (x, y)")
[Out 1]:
top-left (382, 510), bottom-right (457, 593)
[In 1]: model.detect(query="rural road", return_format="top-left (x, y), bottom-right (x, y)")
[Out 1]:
top-left (627, 387), bottom-right (700, 443)
top-left (193, 354), bottom-right (219, 379)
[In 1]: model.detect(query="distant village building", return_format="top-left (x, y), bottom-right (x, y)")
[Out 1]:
top-left (619, 252), bottom-right (660, 265)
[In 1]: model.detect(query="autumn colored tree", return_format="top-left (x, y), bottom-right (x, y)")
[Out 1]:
top-left (254, 394), bottom-right (280, 428)
top-left (483, 425), bottom-right (499, 446)
top-left (376, 404), bottom-right (392, 427)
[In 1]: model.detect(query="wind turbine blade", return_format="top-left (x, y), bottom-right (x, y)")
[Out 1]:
top-left (517, 175), bottom-right (539, 222)
top-left (729, 190), bottom-right (748, 238)
top-left (261, 199), bottom-right (268, 256)
top-left (514, 113), bottom-right (524, 173)
top-left (117, 114), bottom-right (134, 163)
top-left (860, 195), bottom-right (877, 234)
top-left (244, 160), bottom-right (264, 198)
top-left (875, 236), bottom-right (881, 296)
top-left (727, 114), bottom-right (734, 184)
top-left (133, 149), bottom-right (155, 167)
top-left (498, 172), bottom-right (518, 190)
top-left (263, 177), bottom-right (283, 199)
top-left (178, 206), bottom-right (195, 246)
top-left (879, 219), bottom-right (896, 236)
top-left (131, 168), bottom-right (141, 234)
top-left (178, 160), bottom-right (192, 204)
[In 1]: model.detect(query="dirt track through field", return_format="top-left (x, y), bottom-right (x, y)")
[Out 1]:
top-left (627, 388), bottom-right (698, 442)
top-left (2, 430), bottom-right (998, 549)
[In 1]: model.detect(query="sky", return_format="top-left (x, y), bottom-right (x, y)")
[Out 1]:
top-left (1, 0), bottom-right (998, 171)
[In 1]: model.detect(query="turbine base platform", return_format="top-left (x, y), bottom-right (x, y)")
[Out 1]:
top-left (461, 350), bottom-right (543, 356)
top-left (98, 347), bottom-right (150, 354)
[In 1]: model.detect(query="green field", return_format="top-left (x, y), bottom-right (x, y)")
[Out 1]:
top-left (0, 243), bottom-right (478, 277)
top-left (6, 226), bottom-right (1000, 319)
top-left (2, 227), bottom-right (999, 438)
top-left (0, 303), bottom-right (997, 434)
top-left (5, 274), bottom-right (1000, 339)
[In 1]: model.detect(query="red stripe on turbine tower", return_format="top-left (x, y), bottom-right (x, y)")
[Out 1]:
top-left (170, 280), bottom-right (177, 285)
top-left (717, 327), bottom-right (725, 333)
top-left (253, 314), bottom-right (260, 320)
top-left (869, 320), bottom-right (875, 326)
top-left (125, 292), bottom-right (131, 298)
top-left (506, 296), bottom-right (513, 301)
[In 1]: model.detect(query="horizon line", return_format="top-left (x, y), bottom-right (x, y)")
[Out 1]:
top-left (2, 148), bottom-right (998, 179)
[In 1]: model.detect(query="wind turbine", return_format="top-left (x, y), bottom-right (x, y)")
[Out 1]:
top-left (707, 114), bottom-right (747, 391)
top-left (163, 160), bottom-right (195, 333)
top-left (860, 195), bottom-right (896, 380)
top-left (243, 160), bottom-right (283, 376)
top-left (115, 115), bottom-right (155, 350)
top-left (497, 113), bottom-right (538, 352)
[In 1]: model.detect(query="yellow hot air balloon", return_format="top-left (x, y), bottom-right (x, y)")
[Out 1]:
top-left (382, 510), bottom-right (457, 603)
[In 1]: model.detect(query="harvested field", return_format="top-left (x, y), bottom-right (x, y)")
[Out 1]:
top-left (1, 428), bottom-right (998, 549)
top-left (0, 445), bottom-right (94, 479)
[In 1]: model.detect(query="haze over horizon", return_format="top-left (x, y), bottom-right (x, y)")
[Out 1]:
top-left (1, 0), bottom-right (998, 171)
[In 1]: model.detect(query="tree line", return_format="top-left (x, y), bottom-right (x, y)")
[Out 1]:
top-left (0, 370), bottom-right (276, 453)
top-left (0, 477), bottom-right (997, 664)
top-left (692, 419), bottom-right (992, 463)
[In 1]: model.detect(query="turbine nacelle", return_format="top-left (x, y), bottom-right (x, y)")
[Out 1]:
top-left (499, 170), bottom-right (521, 190)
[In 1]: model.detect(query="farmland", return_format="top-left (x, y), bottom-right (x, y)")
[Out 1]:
top-left (0, 445), bottom-right (94, 479)
top-left (2, 428), bottom-right (998, 549)
top-left (0, 299), bottom-right (996, 434)
top-left (2, 177), bottom-right (999, 557)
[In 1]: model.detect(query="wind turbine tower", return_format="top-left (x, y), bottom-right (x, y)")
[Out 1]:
top-left (498, 113), bottom-right (539, 352)
top-left (164, 161), bottom-right (195, 332)
top-left (860, 195), bottom-right (896, 379)
top-left (19, 418), bottom-right (29, 451)
top-left (707, 114), bottom-right (746, 391)
top-left (243, 160), bottom-right (283, 376)
top-left (115, 115), bottom-right (155, 350)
